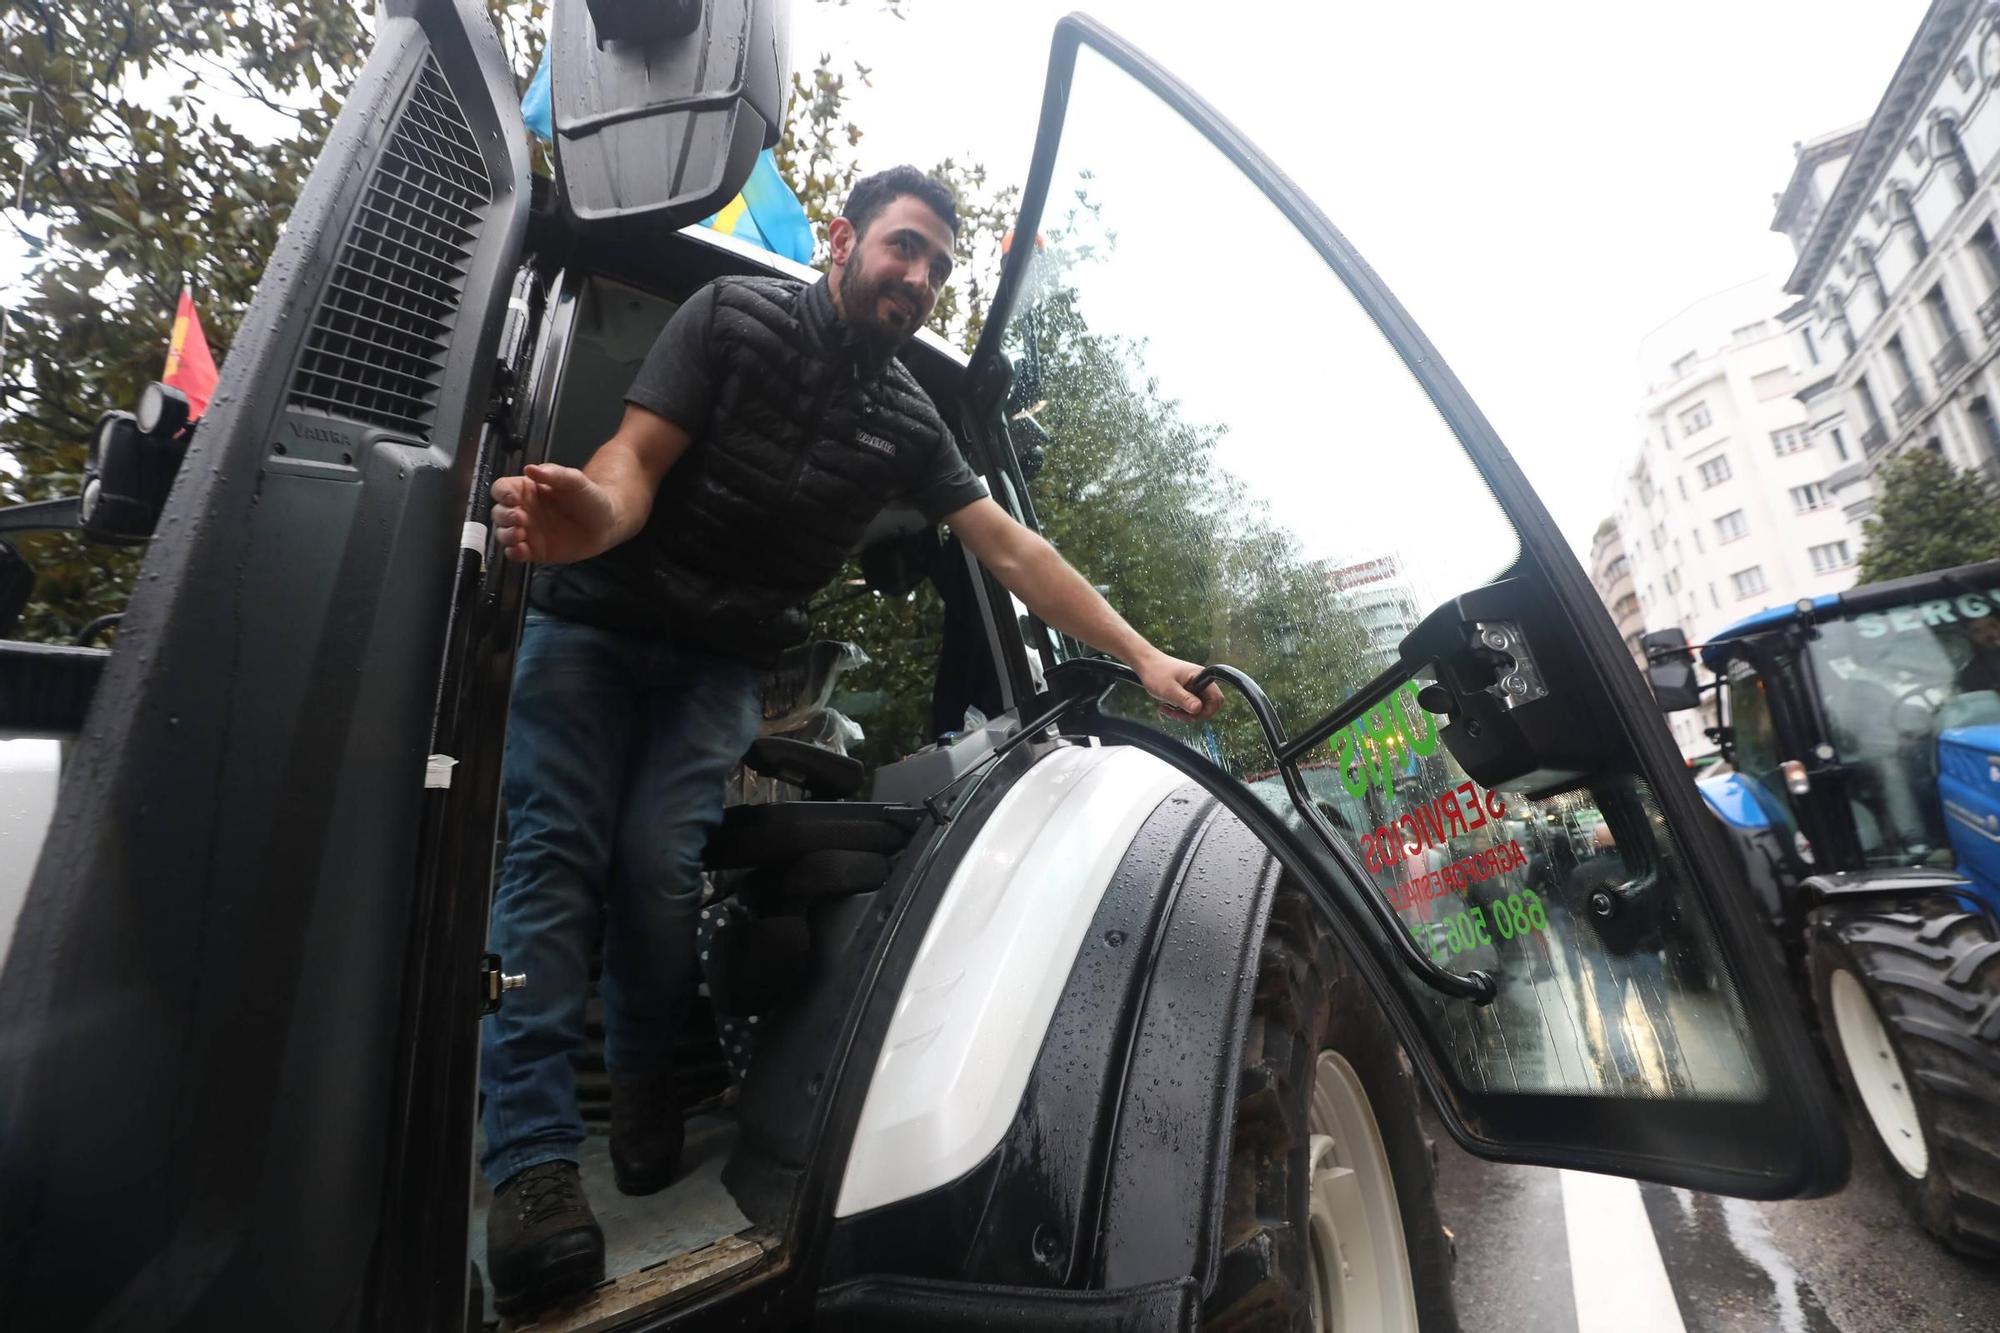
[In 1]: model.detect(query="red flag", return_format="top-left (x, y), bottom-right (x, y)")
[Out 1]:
top-left (162, 285), bottom-right (218, 421)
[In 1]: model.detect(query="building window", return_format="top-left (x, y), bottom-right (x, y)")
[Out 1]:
top-left (1968, 396), bottom-right (2000, 464)
top-left (1698, 455), bottom-right (1733, 488)
top-left (1790, 482), bottom-right (1829, 513)
top-left (1651, 523), bottom-right (1667, 550)
top-left (1972, 223), bottom-right (2000, 291)
top-left (1771, 426), bottom-right (1811, 456)
top-left (1932, 116), bottom-right (1977, 200)
top-left (1857, 243), bottom-right (1886, 297)
top-left (1693, 528), bottom-right (1705, 553)
top-left (1857, 376), bottom-right (1888, 435)
top-left (1604, 555), bottom-right (1630, 581)
top-left (1665, 569), bottom-right (1681, 595)
top-left (1808, 541), bottom-right (1853, 573)
top-left (1671, 351), bottom-right (1699, 380)
top-left (1828, 288), bottom-right (1857, 355)
top-left (1800, 323), bottom-right (1820, 366)
top-left (1708, 583), bottom-right (1720, 609)
top-left (1613, 593), bottom-right (1638, 619)
top-left (1716, 510), bottom-right (1749, 543)
top-left (1677, 476), bottom-right (1688, 500)
top-left (1732, 566), bottom-right (1769, 599)
top-left (1892, 187), bottom-right (1928, 261)
top-left (1924, 285), bottom-right (1966, 382)
top-left (1731, 321), bottom-right (1768, 343)
top-left (1679, 401), bottom-right (1713, 436)
top-left (1830, 426), bottom-right (1851, 461)
top-left (1886, 335), bottom-right (1919, 391)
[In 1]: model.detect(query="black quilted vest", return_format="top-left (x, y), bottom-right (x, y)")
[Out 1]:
top-left (531, 275), bottom-right (952, 664)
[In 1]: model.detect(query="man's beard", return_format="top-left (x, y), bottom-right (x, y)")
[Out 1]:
top-left (838, 260), bottom-right (925, 351)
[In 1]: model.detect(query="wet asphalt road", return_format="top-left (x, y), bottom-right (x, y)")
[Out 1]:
top-left (1431, 1110), bottom-right (2000, 1332)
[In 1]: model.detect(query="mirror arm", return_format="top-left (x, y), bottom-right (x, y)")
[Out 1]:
top-left (0, 495), bottom-right (81, 537)
top-left (1048, 657), bottom-right (1498, 1006)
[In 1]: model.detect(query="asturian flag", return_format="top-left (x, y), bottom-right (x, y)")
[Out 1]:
top-left (162, 284), bottom-right (218, 421)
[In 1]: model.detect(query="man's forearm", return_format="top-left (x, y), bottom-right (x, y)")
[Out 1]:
top-left (992, 532), bottom-right (1155, 667)
top-left (582, 440), bottom-right (656, 551)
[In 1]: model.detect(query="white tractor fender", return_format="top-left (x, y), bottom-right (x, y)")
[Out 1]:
top-left (0, 738), bottom-right (63, 967)
top-left (835, 741), bottom-right (1189, 1218)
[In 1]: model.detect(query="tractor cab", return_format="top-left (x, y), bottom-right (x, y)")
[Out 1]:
top-left (1650, 560), bottom-right (2000, 1259)
top-left (1655, 560), bottom-right (2000, 892)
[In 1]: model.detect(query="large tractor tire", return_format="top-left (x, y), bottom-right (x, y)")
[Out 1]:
top-left (1807, 900), bottom-right (2000, 1261)
top-left (1205, 883), bottom-right (1461, 1332)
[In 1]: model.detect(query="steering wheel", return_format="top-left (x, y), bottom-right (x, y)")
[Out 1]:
top-left (1891, 681), bottom-right (1949, 737)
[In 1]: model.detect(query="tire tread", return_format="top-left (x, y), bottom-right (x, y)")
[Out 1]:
top-left (1811, 901), bottom-right (2000, 1261)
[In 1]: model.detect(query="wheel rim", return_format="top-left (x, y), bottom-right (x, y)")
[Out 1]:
top-left (1305, 1051), bottom-right (1420, 1333)
top-left (1828, 968), bottom-right (1929, 1178)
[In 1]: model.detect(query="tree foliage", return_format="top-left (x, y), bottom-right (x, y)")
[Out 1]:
top-left (1854, 448), bottom-right (2000, 584)
top-left (1, 0), bottom-right (373, 640)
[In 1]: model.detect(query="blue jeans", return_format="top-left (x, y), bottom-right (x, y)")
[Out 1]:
top-left (479, 611), bottom-right (762, 1187)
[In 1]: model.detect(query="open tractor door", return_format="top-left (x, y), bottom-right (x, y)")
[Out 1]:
top-left (1, 5), bottom-right (1849, 1332)
top-left (956, 6), bottom-right (1849, 1265)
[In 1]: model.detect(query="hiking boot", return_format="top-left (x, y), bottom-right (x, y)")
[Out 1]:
top-left (486, 1160), bottom-right (604, 1318)
top-left (609, 1070), bottom-right (685, 1196)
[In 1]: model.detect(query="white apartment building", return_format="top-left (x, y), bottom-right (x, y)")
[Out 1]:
top-left (1618, 281), bottom-right (1862, 755)
top-left (1588, 517), bottom-right (1644, 668)
top-left (1773, 0), bottom-right (2000, 526)
top-left (1325, 554), bottom-right (1421, 667)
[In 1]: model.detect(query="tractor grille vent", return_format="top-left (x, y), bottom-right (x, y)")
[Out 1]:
top-left (288, 56), bottom-right (491, 439)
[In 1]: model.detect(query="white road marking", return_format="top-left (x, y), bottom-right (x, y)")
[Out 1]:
top-left (1561, 1169), bottom-right (1689, 1333)
top-left (1718, 1197), bottom-right (1811, 1333)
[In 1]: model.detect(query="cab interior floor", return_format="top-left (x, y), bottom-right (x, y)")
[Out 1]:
top-left (470, 1114), bottom-right (754, 1329)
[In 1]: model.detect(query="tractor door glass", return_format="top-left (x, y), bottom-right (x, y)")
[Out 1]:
top-left (996, 44), bottom-right (1763, 1099)
top-left (1809, 595), bottom-right (2000, 867)
top-left (1724, 665), bottom-right (1799, 837)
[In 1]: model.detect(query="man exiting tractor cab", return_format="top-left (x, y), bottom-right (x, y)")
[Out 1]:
top-left (479, 166), bottom-right (1224, 1316)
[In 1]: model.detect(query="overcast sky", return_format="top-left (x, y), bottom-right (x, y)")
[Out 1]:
top-left (792, 0), bottom-right (1931, 556)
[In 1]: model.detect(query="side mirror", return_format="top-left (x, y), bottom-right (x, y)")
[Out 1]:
top-left (1641, 628), bottom-right (1701, 712)
top-left (552, 0), bottom-right (791, 240)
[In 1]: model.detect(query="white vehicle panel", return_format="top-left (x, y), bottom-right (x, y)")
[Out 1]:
top-left (0, 738), bottom-right (62, 967)
top-left (835, 741), bottom-right (1187, 1218)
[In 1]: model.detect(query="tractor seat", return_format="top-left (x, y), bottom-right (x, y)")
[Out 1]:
top-left (743, 735), bottom-right (866, 800)
top-left (699, 747), bottom-right (925, 1024)
top-left (704, 801), bottom-right (922, 870)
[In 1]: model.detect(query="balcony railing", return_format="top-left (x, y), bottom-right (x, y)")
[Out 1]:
top-left (1983, 289), bottom-right (2000, 337)
top-left (1891, 381), bottom-right (1924, 425)
top-left (1931, 331), bottom-right (1969, 380)
top-left (1861, 421), bottom-right (1889, 456)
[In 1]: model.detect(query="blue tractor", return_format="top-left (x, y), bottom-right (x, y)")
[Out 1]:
top-left (1649, 558), bottom-right (2000, 1260)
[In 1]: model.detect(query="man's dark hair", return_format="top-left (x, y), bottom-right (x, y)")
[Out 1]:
top-left (842, 166), bottom-right (960, 239)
